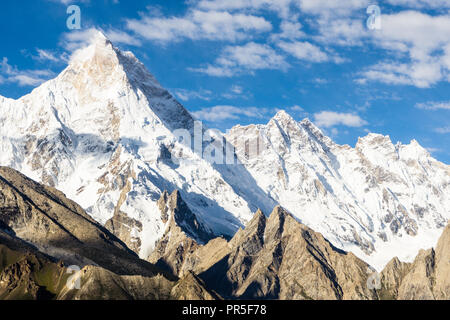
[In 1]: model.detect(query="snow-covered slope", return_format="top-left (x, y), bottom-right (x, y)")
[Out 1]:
top-left (0, 32), bottom-right (274, 259)
top-left (0, 32), bottom-right (448, 270)
top-left (226, 111), bottom-right (450, 269)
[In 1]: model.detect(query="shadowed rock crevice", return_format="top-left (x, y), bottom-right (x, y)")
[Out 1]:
top-left (148, 190), bottom-right (215, 277)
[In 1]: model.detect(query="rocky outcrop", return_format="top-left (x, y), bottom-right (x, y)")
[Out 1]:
top-left (105, 210), bottom-right (142, 254)
top-left (169, 207), bottom-right (377, 300)
top-left (148, 190), bottom-right (214, 276)
top-left (0, 229), bottom-right (67, 300)
top-left (0, 166), bottom-right (164, 278)
top-left (1, 166), bottom-right (448, 300)
top-left (0, 229), bottom-right (215, 300)
top-left (0, 167), bottom-right (220, 300)
top-left (57, 265), bottom-right (173, 300)
top-left (170, 272), bottom-right (221, 300)
top-left (378, 222), bottom-right (450, 300)
top-left (434, 222), bottom-right (450, 299)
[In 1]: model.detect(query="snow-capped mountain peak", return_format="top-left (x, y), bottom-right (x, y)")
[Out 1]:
top-left (0, 34), bottom-right (448, 271)
top-left (0, 33), bottom-right (275, 259)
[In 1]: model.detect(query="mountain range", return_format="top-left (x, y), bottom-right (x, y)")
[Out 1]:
top-left (0, 32), bottom-right (448, 299)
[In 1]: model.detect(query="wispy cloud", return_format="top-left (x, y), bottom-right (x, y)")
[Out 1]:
top-left (34, 49), bottom-right (60, 62)
top-left (270, 21), bottom-right (305, 41)
top-left (172, 88), bottom-right (213, 101)
top-left (191, 42), bottom-right (288, 77)
top-left (192, 105), bottom-right (269, 122)
top-left (435, 127), bottom-right (450, 134)
top-left (196, 0), bottom-right (297, 19)
top-left (0, 57), bottom-right (54, 87)
top-left (425, 147), bottom-right (443, 154)
top-left (126, 9), bottom-right (272, 43)
top-left (222, 85), bottom-right (248, 99)
top-left (277, 41), bottom-right (344, 63)
top-left (416, 101), bottom-right (450, 110)
top-left (386, 0), bottom-right (450, 9)
top-left (357, 12), bottom-right (450, 88)
top-left (61, 28), bottom-right (101, 51)
top-left (313, 111), bottom-right (368, 128)
top-left (106, 29), bottom-right (141, 46)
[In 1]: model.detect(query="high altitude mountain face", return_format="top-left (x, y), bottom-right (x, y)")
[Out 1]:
top-left (0, 32), bottom-right (448, 271)
top-left (154, 206), bottom-right (378, 300)
top-left (0, 166), bottom-right (219, 300)
top-left (0, 166), bottom-right (167, 278)
top-left (0, 32), bottom-right (274, 260)
top-left (226, 112), bottom-right (450, 269)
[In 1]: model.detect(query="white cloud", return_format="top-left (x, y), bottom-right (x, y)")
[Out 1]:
top-left (290, 105), bottom-right (304, 112)
top-left (270, 20), bottom-right (305, 42)
top-left (277, 41), bottom-right (330, 63)
top-left (62, 27), bottom-right (140, 51)
top-left (296, 0), bottom-right (369, 16)
top-left (357, 12), bottom-right (450, 87)
top-left (105, 29), bottom-right (141, 46)
top-left (49, 0), bottom-right (89, 4)
top-left (313, 111), bottom-right (368, 128)
top-left (330, 127), bottom-right (339, 136)
top-left (278, 21), bottom-right (304, 39)
top-left (173, 88), bottom-right (213, 101)
top-left (35, 49), bottom-right (60, 62)
top-left (313, 78), bottom-right (328, 84)
top-left (357, 60), bottom-right (443, 88)
top-left (416, 101), bottom-right (450, 110)
top-left (61, 28), bottom-right (101, 51)
top-left (287, 105), bottom-right (308, 116)
top-left (221, 85), bottom-right (248, 99)
top-left (230, 85), bottom-right (243, 94)
top-left (435, 127), bottom-right (450, 134)
top-left (191, 42), bottom-right (288, 76)
top-left (192, 105), bottom-right (268, 122)
top-left (191, 65), bottom-right (236, 77)
top-left (425, 147), bottom-right (443, 154)
top-left (386, 0), bottom-right (450, 9)
top-left (373, 11), bottom-right (450, 54)
top-left (196, 0), bottom-right (296, 19)
top-left (0, 57), bottom-right (53, 87)
top-left (126, 10), bottom-right (272, 42)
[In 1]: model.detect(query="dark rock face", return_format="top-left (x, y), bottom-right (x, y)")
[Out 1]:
top-left (194, 207), bottom-right (377, 300)
top-left (0, 166), bottom-right (164, 278)
top-left (0, 167), bottom-right (217, 300)
top-left (0, 229), bottom-right (67, 300)
top-left (105, 210), bottom-right (142, 254)
top-left (148, 190), bottom-right (215, 276)
top-left (146, 199), bottom-right (450, 301)
top-left (151, 207), bottom-right (377, 300)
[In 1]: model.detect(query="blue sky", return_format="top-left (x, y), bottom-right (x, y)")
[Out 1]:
top-left (0, 0), bottom-right (449, 163)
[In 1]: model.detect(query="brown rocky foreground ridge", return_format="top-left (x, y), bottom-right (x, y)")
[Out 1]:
top-left (0, 166), bottom-right (448, 300)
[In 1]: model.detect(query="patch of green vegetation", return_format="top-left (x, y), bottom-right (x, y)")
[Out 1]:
top-left (0, 245), bottom-right (70, 300)
top-left (33, 262), bottom-right (68, 296)
top-left (0, 245), bottom-right (23, 272)
top-left (376, 287), bottom-right (396, 300)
